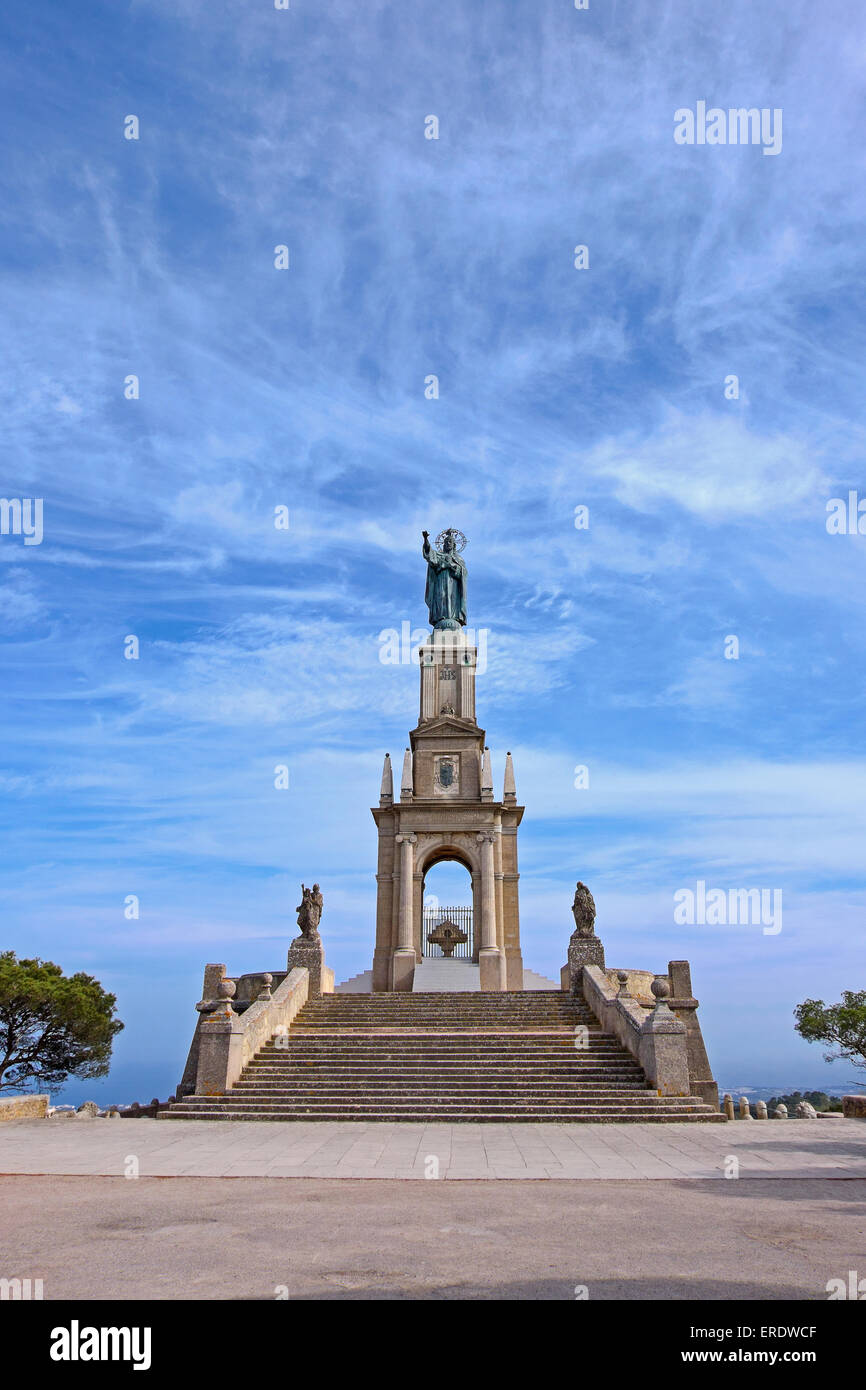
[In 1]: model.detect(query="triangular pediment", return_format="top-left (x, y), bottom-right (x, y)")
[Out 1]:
top-left (410, 715), bottom-right (484, 739)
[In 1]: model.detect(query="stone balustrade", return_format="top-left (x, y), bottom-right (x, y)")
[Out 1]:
top-left (195, 967), bottom-right (310, 1097)
top-left (582, 964), bottom-right (691, 1097)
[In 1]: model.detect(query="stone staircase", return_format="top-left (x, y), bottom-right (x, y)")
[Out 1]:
top-left (164, 991), bottom-right (724, 1123)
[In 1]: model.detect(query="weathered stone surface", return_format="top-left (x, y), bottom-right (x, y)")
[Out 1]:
top-left (793, 1100), bottom-right (818, 1119)
top-left (564, 932), bottom-right (605, 991)
top-left (581, 965), bottom-right (690, 1098)
top-left (772, 1103), bottom-right (788, 1119)
top-left (287, 936), bottom-right (329, 998)
top-left (0, 1094), bottom-right (49, 1122)
top-left (738, 1096), bottom-right (753, 1120)
top-left (164, 989), bottom-right (724, 1123)
top-left (755, 1100), bottom-right (768, 1120)
top-left (723, 1093), bottom-right (736, 1120)
top-left (843, 1095), bottom-right (866, 1119)
top-left (571, 882), bottom-right (597, 936)
top-left (76, 1101), bottom-right (100, 1118)
top-left (193, 966), bottom-right (310, 1098)
top-left (666, 960), bottom-right (719, 1110)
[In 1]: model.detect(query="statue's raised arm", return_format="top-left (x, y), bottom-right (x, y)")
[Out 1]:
top-left (423, 528), bottom-right (468, 631)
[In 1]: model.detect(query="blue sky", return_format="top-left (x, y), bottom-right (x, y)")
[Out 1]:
top-left (1, 0), bottom-right (865, 1104)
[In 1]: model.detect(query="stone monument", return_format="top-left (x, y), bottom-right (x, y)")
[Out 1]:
top-left (370, 529), bottom-right (525, 992)
top-left (561, 881), bottom-right (606, 989)
top-left (287, 882), bottom-right (327, 997)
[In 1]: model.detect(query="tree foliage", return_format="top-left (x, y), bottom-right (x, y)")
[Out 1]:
top-left (766, 1090), bottom-right (843, 1113)
top-left (794, 991), bottom-right (866, 1073)
top-left (0, 951), bottom-right (123, 1092)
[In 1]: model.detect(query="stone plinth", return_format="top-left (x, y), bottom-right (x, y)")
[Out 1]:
top-left (843, 1095), bottom-right (866, 1119)
top-left (287, 935), bottom-right (328, 997)
top-left (562, 933), bottom-right (605, 993)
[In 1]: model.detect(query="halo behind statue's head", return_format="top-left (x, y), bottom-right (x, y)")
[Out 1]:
top-left (435, 528), bottom-right (467, 553)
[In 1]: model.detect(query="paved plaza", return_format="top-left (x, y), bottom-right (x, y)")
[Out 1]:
top-left (1, 1116), bottom-right (864, 1180)
top-left (2, 1173), bottom-right (864, 1300)
top-left (3, 1121), bottom-right (863, 1299)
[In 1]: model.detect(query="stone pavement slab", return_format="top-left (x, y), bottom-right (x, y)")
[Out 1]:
top-left (0, 1117), bottom-right (864, 1179)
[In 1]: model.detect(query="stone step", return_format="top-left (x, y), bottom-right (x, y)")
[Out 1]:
top-left (288, 1045), bottom-right (606, 1051)
top-left (230, 1090), bottom-right (662, 1103)
top-left (252, 1050), bottom-right (643, 1066)
top-left (271, 1039), bottom-right (631, 1045)
top-left (164, 985), bottom-right (722, 1126)
top-left (174, 1100), bottom-right (711, 1112)
top-left (246, 1075), bottom-right (646, 1087)
top-left (163, 1106), bottom-right (724, 1124)
top-left (299, 1007), bottom-right (590, 1018)
top-left (252, 1061), bottom-right (643, 1074)
top-left (246, 1060), bottom-right (644, 1072)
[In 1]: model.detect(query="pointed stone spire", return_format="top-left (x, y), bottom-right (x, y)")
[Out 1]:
top-left (379, 753), bottom-right (393, 807)
top-left (503, 750), bottom-right (516, 803)
top-left (480, 745), bottom-right (493, 801)
top-left (400, 747), bottom-right (414, 802)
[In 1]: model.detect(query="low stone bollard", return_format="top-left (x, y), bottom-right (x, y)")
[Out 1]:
top-left (755, 1100), bottom-right (768, 1119)
top-left (794, 1100), bottom-right (818, 1119)
top-left (723, 1093), bottom-right (735, 1121)
top-left (738, 1096), bottom-right (753, 1120)
top-left (773, 1103), bottom-right (788, 1119)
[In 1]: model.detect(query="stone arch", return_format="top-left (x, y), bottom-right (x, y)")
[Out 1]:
top-left (415, 835), bottom-right (481, 879)
top-left (414, 835), bottom-right (482, 963)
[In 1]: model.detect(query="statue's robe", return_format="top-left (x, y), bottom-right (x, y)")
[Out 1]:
top-left (423, 541), bottom-right (467, 626)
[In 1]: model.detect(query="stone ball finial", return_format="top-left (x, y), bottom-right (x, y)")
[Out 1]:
top-left (616, 970), bottom-right (630, 998)
top-left (257, 973), bottom-right (274, 1002)
top-left (216, 978), bottom-right (236, 1015)
top-left (651, 976), bottom-right (670, 1003)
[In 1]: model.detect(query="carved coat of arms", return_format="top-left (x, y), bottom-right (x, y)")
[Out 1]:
top-left (438, 758), bottom-right (455, 788)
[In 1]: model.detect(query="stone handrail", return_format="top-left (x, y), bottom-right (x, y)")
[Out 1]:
top-left (582, 963), bottom-right (690, 1097)
top-left (195, 967), bottom-right (310, 1096)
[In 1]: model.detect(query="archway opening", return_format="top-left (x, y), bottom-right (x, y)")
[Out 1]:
top-left (421, 858), bottom-right (474, 959)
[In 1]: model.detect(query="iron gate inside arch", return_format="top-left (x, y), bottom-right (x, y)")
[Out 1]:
top-left (421, 905), bottom-right (474, 958)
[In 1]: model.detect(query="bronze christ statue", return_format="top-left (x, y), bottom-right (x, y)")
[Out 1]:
top-left (422, 528), bottom-right (467, 630)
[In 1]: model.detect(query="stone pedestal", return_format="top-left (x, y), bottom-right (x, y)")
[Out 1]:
top-left (287, 934), bottom-right (327, 997)
top-left (666, 960), bottom-right (718, 1108)
top-left (638, 981), bottom-right (690, 1097)
top-left (479, 946), bottom-right (506, 992)
top-left (562, 932), bottom-right (605, 993)
top-left (390, 947), bottom-right (416, 992)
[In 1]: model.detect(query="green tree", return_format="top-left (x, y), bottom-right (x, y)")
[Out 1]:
top-left (0, 952), bottom-right (123, 1093)
top-left (795, 991), bottom-right (866, 1076)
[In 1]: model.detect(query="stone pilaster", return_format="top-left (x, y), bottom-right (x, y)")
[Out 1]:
top-left (477, 829), bottom-right (505, 990)
top-left (392, 832), bottom-right (417, 991)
